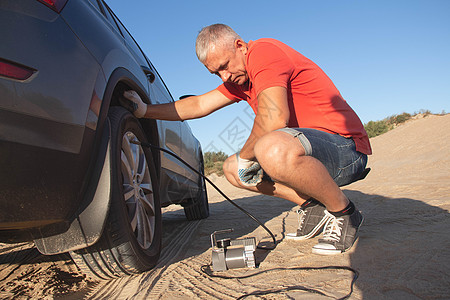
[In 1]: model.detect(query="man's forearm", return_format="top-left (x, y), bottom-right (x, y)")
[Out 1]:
top-left (144, 96), bottom-right (202, 121)
top-left (125, 89), bottom-right (234, 121)
top-left (144, 102), bottom-right (182, 121)
top-left (237, 135), bottom-right (258, 160)
top-left (238, 86), bottom-right (290, 160)
top-left (238, 116), bottom-right (269, 160)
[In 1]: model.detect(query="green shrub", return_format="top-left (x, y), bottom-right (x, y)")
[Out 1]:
top-left (417, 109), bottom-right (432, 116)
top-left (364, 110), bottom-right (446, 138)
top-left (389, 112), bottom-right (411, 125)
top-left (364, 120), bottom-right (391, 138)
top-left (203, 151), bottom-right (228, 175)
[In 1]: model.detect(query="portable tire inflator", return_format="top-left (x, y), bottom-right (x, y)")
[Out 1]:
top-left (130, 139), bottom-right (359, 299)
top-left (211, 229), bottom-right (257, 272)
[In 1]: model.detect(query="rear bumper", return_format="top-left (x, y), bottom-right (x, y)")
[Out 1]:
top-left (0, 121), bottom-right (95, 242)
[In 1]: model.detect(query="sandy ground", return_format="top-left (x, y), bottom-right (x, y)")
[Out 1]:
top-left (1, 114), bottom-right (449, 299)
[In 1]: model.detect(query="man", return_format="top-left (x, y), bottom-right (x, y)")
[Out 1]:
top-left (123, 24), bottom-right (372, 255)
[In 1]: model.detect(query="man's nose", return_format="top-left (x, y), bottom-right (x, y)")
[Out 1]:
top-left (219, 70), bottom-right (231, 82)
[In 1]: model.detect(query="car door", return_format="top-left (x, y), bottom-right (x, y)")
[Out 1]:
top-left (147, 66), bottom-right (195, 204)
top-left (179, 120), bottom-right (201, 184)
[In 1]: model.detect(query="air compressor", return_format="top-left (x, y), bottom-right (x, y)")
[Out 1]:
top-left (210, 229), bottom-right (257, 272)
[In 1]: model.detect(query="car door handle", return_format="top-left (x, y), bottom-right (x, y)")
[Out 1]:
top-left (141, 65), bottom-right (155, 83)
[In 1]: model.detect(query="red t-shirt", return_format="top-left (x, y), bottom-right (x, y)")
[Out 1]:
top-left (216, 38), bottom-right (372, 155)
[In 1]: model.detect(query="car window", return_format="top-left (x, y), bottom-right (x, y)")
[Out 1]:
top-left (97, 1), bottom-right (122, 36)
top-left (98, 1), bottom-right (173, 104)
top-left (147, 61), bottom-right (175, 103)
top-left (150, 73), bottom-right (174, 104)
top-left (86, 0), bottom-right (102, 11)
top-left (103, 4), bottom-right (174, 104)
top-left (102, 3), bottom-right (149, 69)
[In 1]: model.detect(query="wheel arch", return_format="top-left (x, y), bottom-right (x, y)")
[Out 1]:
top-left (34, 67), bottom-right (161, 255)
top-left (102, 68), bottom-right (161, 171)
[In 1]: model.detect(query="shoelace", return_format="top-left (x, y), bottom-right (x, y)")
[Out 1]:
top-left (322, 211), bottom-right (344, 242)
top-left (296, 208), bottom-right (307, 230)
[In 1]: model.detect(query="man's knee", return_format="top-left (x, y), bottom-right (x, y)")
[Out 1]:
top-left (255, 131), bottom-right (304, 162)
top-left (254, 131), bottom-right (306, 180)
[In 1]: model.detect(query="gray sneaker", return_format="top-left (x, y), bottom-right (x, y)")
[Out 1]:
top-left (312, 209), bottom-right (364, 255)
top-left (286, 202), bottom-right (330, 240)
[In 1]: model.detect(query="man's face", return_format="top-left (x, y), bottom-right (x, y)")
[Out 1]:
top-left (204, 39), bottom-right (248, 85)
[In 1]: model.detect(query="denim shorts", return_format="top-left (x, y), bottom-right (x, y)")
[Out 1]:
top-left (276, 128), bottom-right (368, 187)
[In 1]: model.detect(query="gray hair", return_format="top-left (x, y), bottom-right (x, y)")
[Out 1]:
top-left (195, 24), bottom-right (241, 63)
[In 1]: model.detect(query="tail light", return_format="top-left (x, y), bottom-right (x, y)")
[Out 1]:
top-left (0, 58), bottom-right (37, 82)
top-left (37, 0), bottom-right (68, 13)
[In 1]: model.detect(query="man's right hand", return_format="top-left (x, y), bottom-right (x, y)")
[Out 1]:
top-left (122, 90), bottom-right (147, 118)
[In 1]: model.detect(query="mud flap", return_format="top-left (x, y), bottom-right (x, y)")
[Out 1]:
top-left (34, 120), bottom-right (112, 255)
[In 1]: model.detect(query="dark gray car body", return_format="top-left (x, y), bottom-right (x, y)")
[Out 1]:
top-left (0, 0), bottom-right (202, 252)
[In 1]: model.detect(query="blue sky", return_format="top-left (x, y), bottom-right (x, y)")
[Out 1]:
top-left (106, 0), bottom-right (450, 154)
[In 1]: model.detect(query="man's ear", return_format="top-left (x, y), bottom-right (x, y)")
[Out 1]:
top-left (235, 39), bottom-right (248, 55)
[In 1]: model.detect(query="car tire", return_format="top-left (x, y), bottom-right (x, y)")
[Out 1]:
top-left (184, 153), bottom-right (209, 220)
top-left (70, 107), bottom-right (162, 280)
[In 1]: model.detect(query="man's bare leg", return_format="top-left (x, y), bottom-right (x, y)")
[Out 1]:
top-left (223, 130), bottom-right (363, 255)
top-left (254, 131), bottom-right (349, 212)
top-left (223, 131), bottom-right (349, 212)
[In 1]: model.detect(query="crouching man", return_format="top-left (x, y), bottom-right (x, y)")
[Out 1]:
top-left (123, 24), bottom-right (372, 255)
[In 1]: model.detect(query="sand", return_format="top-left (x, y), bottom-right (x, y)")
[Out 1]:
top-left (1, 114), bottom-right (449, 299)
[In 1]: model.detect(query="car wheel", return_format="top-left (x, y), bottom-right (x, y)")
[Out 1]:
top-left (70, 107), bottom-right (162, 280)
top-left (184, 153), bottom-right (209, 220)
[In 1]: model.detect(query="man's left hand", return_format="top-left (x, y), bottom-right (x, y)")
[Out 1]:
top-left (236, 153), bottom-right (263, 187)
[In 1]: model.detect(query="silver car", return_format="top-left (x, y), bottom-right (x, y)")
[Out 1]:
top-left (0, 0), bottom-right (208, 279)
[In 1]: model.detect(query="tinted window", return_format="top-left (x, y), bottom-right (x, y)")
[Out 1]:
top-left (97, 1), bottom-right (122, 36)
top-left (103, 3), bottom-right (148, 68)
top-left (150, 72), bottom-right (173, 104)
top-left (86, 0), bottom-right (101, 11)
top-left (148, 60), bottom-right (174, 103)
top-left (98, 1), bottom-right (151, 73)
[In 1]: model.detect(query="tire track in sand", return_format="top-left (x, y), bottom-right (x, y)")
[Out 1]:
top-left (85, 219), bottom-right (203, 299)
top-left (0, 242), bottom-right (87, 299)
top-left (150, 257), bottom-right (241, 299)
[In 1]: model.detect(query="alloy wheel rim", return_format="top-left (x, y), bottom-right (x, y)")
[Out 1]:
top-left (120, 131), bottom-right (155, 249)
